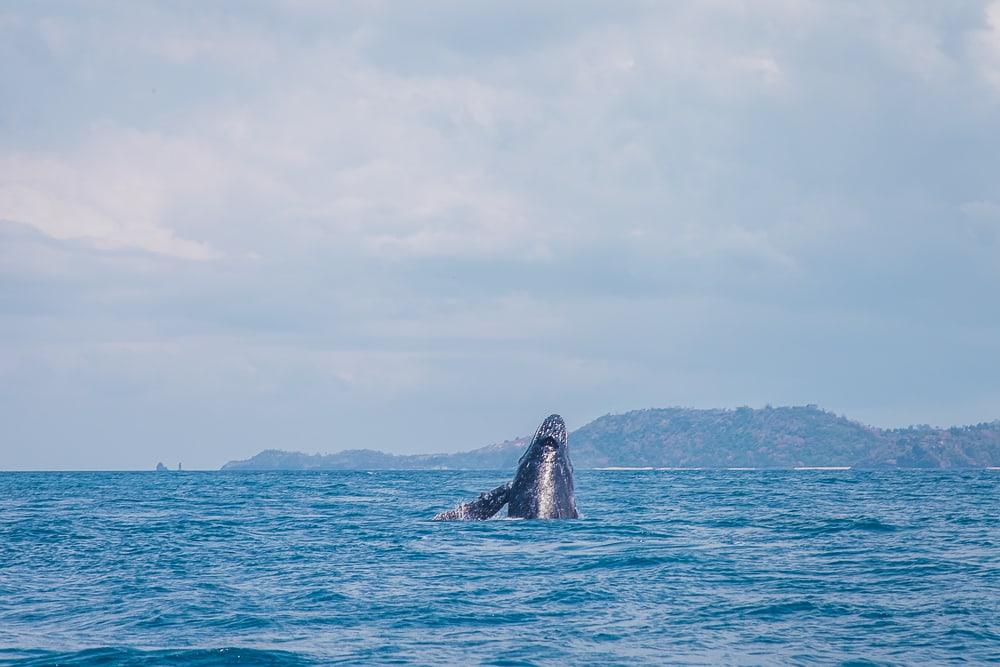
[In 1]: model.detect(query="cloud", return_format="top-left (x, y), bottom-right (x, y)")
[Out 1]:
top-left (968, 1), bottom-right (1000, 92)
top-left (2, 2), bottom-right (1000, 468)
top-left (0, 130), bottom-right (225, 259)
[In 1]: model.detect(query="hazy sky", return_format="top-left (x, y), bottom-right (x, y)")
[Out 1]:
top-left (3, 1), bottom-right (1000, 470)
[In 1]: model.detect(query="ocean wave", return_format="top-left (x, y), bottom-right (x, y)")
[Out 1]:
top-left (0, 470), bottom-right (996, 664)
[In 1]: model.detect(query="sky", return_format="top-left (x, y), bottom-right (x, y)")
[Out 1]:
top-left (2, 1), bottom-right (1000, 470)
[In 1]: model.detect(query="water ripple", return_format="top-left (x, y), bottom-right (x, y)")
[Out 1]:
top-left (0, 470), bottom-right (998, 665)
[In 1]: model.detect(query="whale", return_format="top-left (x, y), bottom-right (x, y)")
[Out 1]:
top-left (433, 414), bottom-right (579, 520)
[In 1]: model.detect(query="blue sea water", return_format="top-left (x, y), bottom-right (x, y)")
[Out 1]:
top-left (0, 470), bottom-right (998, 665)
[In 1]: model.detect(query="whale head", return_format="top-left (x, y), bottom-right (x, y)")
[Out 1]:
top-left (507, 414), bottom-right (578, 519)
top-left (531, 413), bottom-right (567, 450)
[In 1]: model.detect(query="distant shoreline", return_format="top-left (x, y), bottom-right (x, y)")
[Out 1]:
top-left (221, 405), bottom-right (1000, 472)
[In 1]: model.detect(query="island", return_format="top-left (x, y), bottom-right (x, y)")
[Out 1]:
top-left (222, 405), bottom-right (1000, 471)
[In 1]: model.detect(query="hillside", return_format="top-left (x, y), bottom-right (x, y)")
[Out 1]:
top-left (221, 406), bottom-right (1000, 470)
top-left (222, 436), bottom-right (529, 471)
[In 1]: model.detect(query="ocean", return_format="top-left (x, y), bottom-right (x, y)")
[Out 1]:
top-left (1, 470), bottom-right (997, 665)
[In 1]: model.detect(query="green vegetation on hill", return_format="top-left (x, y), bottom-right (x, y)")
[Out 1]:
top-left (221, 406), bottom-right (1000, 470)
top-left (570, 406), bottom-right (884, 468)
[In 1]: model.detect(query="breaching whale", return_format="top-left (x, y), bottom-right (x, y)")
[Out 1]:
top-left (433, 414), bottom-right (579, 520)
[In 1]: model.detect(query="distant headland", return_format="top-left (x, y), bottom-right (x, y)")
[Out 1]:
top-left (221, 405), bottom-right (1000, 471)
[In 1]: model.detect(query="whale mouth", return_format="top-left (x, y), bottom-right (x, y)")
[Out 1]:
top-left (538, 435), bottom-right (560, 450)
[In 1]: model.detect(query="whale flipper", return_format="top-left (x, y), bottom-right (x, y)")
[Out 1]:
top-left (433, 482), bottom-right (512, 521)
